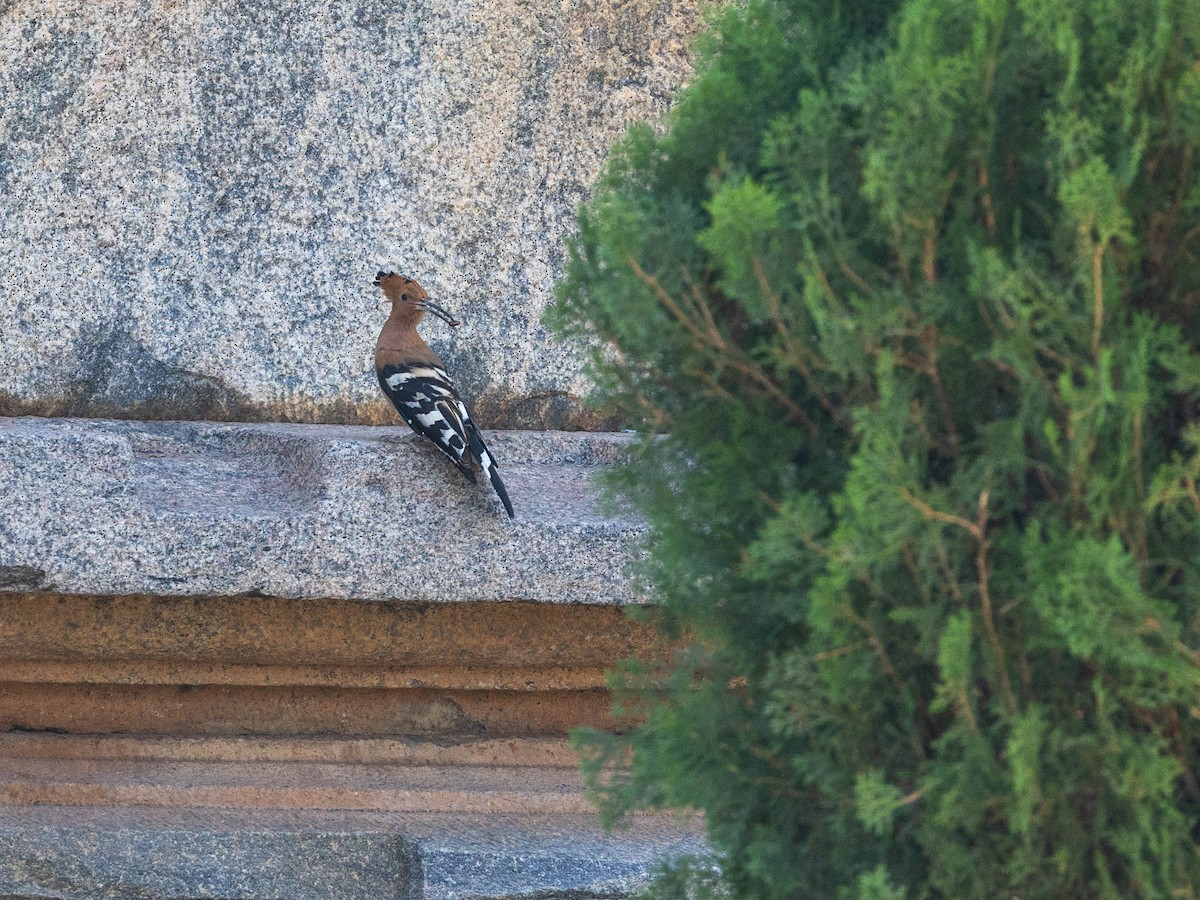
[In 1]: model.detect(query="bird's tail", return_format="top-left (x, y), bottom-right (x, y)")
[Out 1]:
top-left (467, 428), bottom-right (514, 518)
top-left (483, 452), bottom-right (514, 519)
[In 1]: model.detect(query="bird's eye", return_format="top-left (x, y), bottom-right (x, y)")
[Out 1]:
top-left (401, 293), bottom-right (408, 300)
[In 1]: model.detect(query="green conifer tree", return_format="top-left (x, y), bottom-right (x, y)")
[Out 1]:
top-left (549, 0), bottom-right (1200, 896)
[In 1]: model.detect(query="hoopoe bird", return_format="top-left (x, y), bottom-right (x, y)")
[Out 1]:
top-left (373, 271), bottom-right (514, 518)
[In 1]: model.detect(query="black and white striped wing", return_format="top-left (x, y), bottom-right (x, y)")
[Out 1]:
top-left (377, 362), bottom-right (475, 480)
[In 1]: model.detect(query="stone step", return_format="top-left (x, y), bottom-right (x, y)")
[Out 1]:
top-left (0, 681), bottom-right (615, 737)
top-left (0, 593), bottom-right (661, 739)
top-left (0, 419), bottom-right (694, 896)
top-left (0, 806), bottom-right (707, 900)
top-left (0, 806), bottom-right (425, 900)
top-left (0, 733), bottom-right (599, 814)
top-left (0, 418), bottom-right (643, 605)
top-left (0, 758), bottom-right (593, 815)
top-left (0, 735), bottom-right (706, 899)
top-left (0, 733), bottom-right (581, 766)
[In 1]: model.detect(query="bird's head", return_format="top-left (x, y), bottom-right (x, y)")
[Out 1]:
top-left (373, 271), bottom-right (461, 327)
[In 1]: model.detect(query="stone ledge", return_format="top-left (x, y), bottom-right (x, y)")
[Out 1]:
top-left (0, 757), bottom-right (595, 815)
top-left (0, 808), bottom-right (423, 899)
top-left (0, 806), bottom-right (706, 900)
top-left (0, 739), bottom-right (706, 899)
top-left (0, 417), bottom-right (643, 604)
top-left (0, 594), bottom-right (661, 737)
top-left (0, 734), bottom-right (581, 767)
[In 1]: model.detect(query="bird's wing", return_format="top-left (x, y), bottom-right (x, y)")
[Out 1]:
top-left (377, 363), bottom-right (474, 477)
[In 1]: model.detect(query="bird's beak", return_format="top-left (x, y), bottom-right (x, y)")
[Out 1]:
top-left (424, 300), bottom-right (462, 327)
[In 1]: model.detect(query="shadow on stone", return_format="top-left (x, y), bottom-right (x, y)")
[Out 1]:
top-left (0, 330), bottom-right (620, 430)
top-left (0, 565), bottom-right (45, 591)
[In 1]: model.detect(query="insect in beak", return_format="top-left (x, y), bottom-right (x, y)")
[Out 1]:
top-left (423, 300), bottom-right (461, 327)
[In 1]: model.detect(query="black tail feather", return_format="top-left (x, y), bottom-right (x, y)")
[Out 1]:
top-left (489, 466), bottom-right (514, 519)
top-left (466, 424), bottom-right (514, 519)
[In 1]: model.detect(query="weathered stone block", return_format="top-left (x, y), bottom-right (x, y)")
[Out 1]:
top-left (0, 0), bottom-right (699, 428)
top-left (0, 417), bottom-right (644, 603)
top-left (0, 593), bottom-right (664, 736)
top-left (0, 807), bottom-right (708, 899)
top-left (0, 809), bottom-right (423, 899)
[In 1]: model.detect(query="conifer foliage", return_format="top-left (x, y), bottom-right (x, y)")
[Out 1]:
top-left (549, 0), bottom-right (1200, 895)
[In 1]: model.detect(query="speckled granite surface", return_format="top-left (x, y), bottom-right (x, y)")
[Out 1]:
top-left (0, 0), bottom-right (699, 429)
top-left (0, 809), bottom-right (424, 899)
top-left (0, 807), bottom-right (708, 899)
top-left (0, 416), bottom-right (646, 603)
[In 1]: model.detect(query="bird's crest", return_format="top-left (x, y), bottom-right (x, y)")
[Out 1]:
top-left (373, 271), bottom-right (460, 326)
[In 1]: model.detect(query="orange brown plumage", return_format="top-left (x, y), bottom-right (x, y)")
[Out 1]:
top-left (372, 271), bottom-right (514, 518)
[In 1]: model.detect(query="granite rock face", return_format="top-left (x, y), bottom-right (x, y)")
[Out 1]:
top-left (0, 812), bottom-right (423, 899)
top-left (0, 416), bottom-right (645, 603)
top-left (0, 0), bottom-right (698, 428)
top-left (0, 807), bottom-right (709, 899)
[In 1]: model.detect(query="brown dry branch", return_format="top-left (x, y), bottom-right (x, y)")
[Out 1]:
top-left (682, 273), bottom-right (724, 341)
top-left (813, 642), bottom-right (868, 662)
top-left (901, 487), bottom-right (1015, 716)
top-left (974, 489), bottom-right (1015, 716)
top-left (877, 329), bottom-right (961, 451)
top-left (985, 356), bottom-right (1020, 380)
top-left (899, 488), bottom-right (982, 538)
top-left (1129, 408), bottom-right (1149, 561)
top-left (841, 601), bottom-right (929, 760)
top-left (892, 223), bottom-right (912, 286)
top-left (1185, 476), bottom-right (1200, 514)
top-left (923, 220), bottom-right (938, 286)
top-left (628, 256), bottom-right (819, 433)
top-left (936, 541), bottom-right (966, 605)
top-left (1092, 241), bottom-right (1106, 361)
top-left (977, 295), bottom-right (1002, 339)
top-left (757, 490), bottom-right (782, 513)
top-left (813, 265), bottom-right (846, 312)
top-left (901, 542), bottom-right (932, 604)
top-left (988, 287), bottom-right (1019, 331)
top-left (840, 604), bottom-right (904, 695)
top-left (751, 256), bottom-right (845, 422)
top-left (979, 161), bottom-right (997, 240)
top-left (629, 256), bottom-right (721, 350)
top-left (920, 325), bottom-right (963, 451)
top-left (1008, 618), bottom-right (1035, 691)
top-left (908, 398), bottom-right (948, 457)
top-left (837, 253), bottom-right (875, 298)
top-left (592, 324), bottom-right (674, 430)
top-left (813, 203), bottom-right (876, 297)
top-left (954, 676), bottom-right (981, 735)
top-left (752, 256), bottom-right (802, 358)
top-left (691, 366), bottom-right (738, 403)
top-left (699, 378), bottom-right (738, 404)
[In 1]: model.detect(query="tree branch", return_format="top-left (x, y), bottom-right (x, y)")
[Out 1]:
top-left (628, 257), bottom-right (819, 433)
